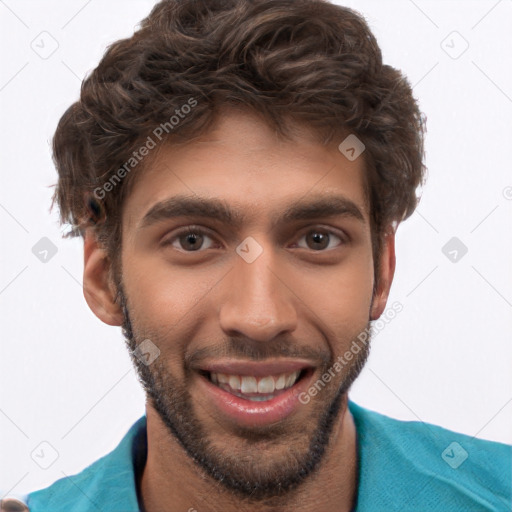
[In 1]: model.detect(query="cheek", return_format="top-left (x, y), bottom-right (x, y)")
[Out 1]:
top-left (122, 254), bottom-right (221, 334)
top-left (293, 254), bottom-right (374, 344)
top-left (307, 247), bottom-right (373, 302)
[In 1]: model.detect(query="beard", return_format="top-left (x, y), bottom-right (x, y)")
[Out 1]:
top-left (118, 283), bottom-right (373, 503)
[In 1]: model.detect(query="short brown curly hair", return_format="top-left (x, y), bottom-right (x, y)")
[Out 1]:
top-left (51, 0), bottom-right (427, 295)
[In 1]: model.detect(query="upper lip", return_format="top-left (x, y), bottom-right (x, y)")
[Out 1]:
top-left (198, 359), bottom-right (315, 377)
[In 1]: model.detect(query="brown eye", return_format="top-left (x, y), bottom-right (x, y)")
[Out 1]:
top-left (178, 231), bottom-right (205, 251)
top-left (296, 229), bottom-right (345, 251)
top-left (162, 227), bottom-right (217, 252)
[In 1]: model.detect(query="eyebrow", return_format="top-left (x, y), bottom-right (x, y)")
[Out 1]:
top-left (138, 193), bottom-right (366, 231)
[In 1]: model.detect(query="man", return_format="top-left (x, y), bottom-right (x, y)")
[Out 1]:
top-left (9, 0), bottom-right (510, 510)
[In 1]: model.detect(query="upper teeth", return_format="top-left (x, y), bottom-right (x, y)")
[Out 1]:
top-left (210, 371), bottom-right (301, 394)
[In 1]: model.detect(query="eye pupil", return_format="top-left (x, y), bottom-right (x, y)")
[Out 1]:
top-left (307, 231), bottom-right (329, 250)
top-left (181, 232), bottom-right (203, 251)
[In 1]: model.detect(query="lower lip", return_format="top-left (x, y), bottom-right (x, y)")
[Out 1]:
top-left (197, 370), bottom-right (314, 428)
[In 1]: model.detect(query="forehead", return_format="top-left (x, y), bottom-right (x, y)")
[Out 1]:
top-left (122, 108), bottom-right (370, 230)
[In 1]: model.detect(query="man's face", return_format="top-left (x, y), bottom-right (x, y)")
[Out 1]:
top-left (109, 108), bottom-right (386, 499)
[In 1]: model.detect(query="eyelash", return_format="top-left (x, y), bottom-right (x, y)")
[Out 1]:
top-left (161, 225), bottom-right (348, 253)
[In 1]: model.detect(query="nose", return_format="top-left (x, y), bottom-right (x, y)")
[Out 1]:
top-left (218, 240), bottom-right (298, 342)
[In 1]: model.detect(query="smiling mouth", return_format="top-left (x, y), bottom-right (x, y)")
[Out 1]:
top-left (200, 369), bottom-right (310, 402)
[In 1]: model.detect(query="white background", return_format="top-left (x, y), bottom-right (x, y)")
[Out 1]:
top-left (1, 0), bottom-right (511, 497)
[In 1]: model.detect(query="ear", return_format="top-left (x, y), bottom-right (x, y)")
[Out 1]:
top-left (83, 230), bottom-right (124, 326)
top-left (370, 227), bottom-right (396, 321)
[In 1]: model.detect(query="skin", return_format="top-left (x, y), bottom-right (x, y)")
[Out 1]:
top-left (83, 106), bottom-right (396, 512)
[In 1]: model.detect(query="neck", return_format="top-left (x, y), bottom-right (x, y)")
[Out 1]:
top-left (140, 396), bottom-right (358, 512)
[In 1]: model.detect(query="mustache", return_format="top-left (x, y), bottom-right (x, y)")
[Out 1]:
top-left (120, 299), bottom-right (330, 367)
top-left (185, 337), bottom-right (332, 369)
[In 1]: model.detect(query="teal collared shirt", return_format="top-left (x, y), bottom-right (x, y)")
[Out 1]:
top-left (26, 400), bottom-right (512, 511)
